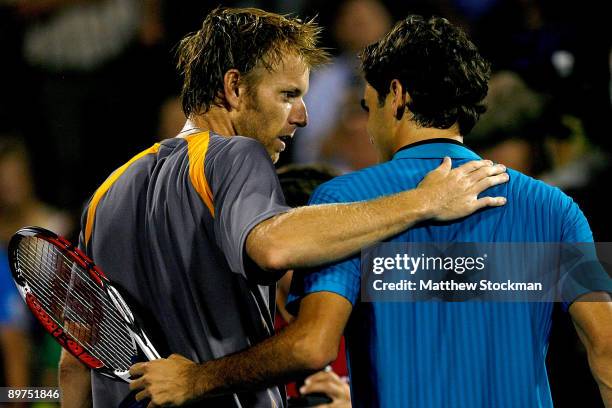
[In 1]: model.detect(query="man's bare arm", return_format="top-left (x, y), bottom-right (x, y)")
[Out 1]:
top-left (129, 292), bottom-right (351, 406)
top-left (0, 328), bottom-right (30, 387)
top-left (59, 349), bottom-right (92, 408)
top-left (248, 158), bottom-right (508, 271)
top-left (569, 293), bottom-right (612, 408)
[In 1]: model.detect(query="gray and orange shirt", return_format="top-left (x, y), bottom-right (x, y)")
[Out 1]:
top-left (79, 131), bottom-right (290, 407)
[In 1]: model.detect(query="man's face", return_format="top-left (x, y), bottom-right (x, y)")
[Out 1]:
top-left (235, 54), bottom-right (310, 163)
top-left (362, 83), bottom-right (393, 161)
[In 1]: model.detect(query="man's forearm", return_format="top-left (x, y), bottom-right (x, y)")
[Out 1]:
top-left (570, 299), bottom-right (612, 408)
top-left (129, 293), bottom-right (352, 406)
top-left (129, 318), bottom-right (330, 405)
top-left (248, 160), bottom-right (508, 271)
top-left (0, 329), bottom-right (30, 387)
top-left (59, 350), bottom-right (92, 408)
top-left (195, 320), bottom-right (325, 397)
top-left (599, 385), bottom-right (612, 408)
top-left (589, 349), bottom-right (612, 408)
top-left (249, 187), bottom-right (431, 270)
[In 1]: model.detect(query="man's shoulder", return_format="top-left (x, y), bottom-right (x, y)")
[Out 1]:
top-left (505, 168), bottom-right (586, 233)
top-left (310, 162), bottom-right (398, 204)
top-left (207, 133), bottom-right (268, 159)
top-left (507, 168), bottom-right (573, 206)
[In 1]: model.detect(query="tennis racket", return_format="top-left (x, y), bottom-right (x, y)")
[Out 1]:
top-left (8, 226), bottom-right (161, 383)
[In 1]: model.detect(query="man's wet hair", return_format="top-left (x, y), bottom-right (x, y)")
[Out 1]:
top-left (177, 7), bottom-right (330, 117)
top-left (360, 15), bottom-right (491, 135)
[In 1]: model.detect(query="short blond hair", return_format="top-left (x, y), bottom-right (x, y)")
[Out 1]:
top-left (177, 7), bottom-right (330, 116)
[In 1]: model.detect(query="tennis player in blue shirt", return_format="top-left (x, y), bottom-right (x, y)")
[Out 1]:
top-left (129, 15), bottom-right (612, 408)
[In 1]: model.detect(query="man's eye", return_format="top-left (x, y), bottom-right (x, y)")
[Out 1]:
top-left (283, 91), bottom-right (297, 98)
top-left (360, 98), bottom-right (369, 112)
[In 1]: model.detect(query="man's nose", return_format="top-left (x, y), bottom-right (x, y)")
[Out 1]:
top-left (289, 99), bottom-right (308, 128)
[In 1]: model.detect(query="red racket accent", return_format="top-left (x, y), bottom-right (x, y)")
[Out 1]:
top-left (87, 265), bottom-right (103, 287)
top-left (25, 294), bottom-right (105, 369)
top-left (26, 293), bottom-right (59, 333)
top-left (39, 234), bottom-right (105, 287)
top-left (43, 236), bottom-right (70, 250)
top-left (10, 227), bottom-right (146, 376)
top-left (67, 339), bottom-right (84, 354)
top-left (79, 353), bottom-right (104, 369)
top-left (91, 265), bottom-right (108, 280)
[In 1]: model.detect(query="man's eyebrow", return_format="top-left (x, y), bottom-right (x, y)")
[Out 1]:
top-left (282, 87), bottom-right (303, 96)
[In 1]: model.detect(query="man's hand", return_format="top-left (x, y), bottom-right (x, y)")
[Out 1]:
top-left (129, 354), bottom-right (199, 407)
top-left (418, 157), bottom-right (508, 221)
top-left (299, 369), bottom-right (351, 408)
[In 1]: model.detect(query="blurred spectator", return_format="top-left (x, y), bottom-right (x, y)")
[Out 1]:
top-left (318, 87), bottom-right (377, 172)
top-left (0, 138), bottom-right (72, 243)
top-left (13, 0), bottom-right (164, 211)
top-left (157, 96), bottom-right (186, 140)
top-left (0, 245), bottom-right (30, 389)
top-left (469, 71), bottom-right (548, 176)
top-left (473, 0), bottom-right (611, 154)
top-left (292, 0), bottom-right (391, 167)
top-left (540, 113), bottom-right (608, 191)
top-left (0, 136), bottom-right (72, 390)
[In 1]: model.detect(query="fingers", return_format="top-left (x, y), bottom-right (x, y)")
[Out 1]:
top-left (473, 173), bottom-right (510, 194)
top-left (455, 159), bottom-right (494, 174)
top-left (438, 156), bottom-right (452, 172)
top-left (129, 376), bottom-right (145, 392)
top-left (466, 164), bottom-right (507, 183)
top-left (169, 353), bottom-right (189, 362)
top-left (300, 380), bottom-right (343, 397)
top-left (304, 370), bottom-right (342, 384)
top-left (135, 389), bottom-right (151, 402)
top-left (129, 362), bottom-right (147, 378)
top-left (300, 370), bottom-right (348, 399)
top-left (475, 196), bottom-right (507, 209)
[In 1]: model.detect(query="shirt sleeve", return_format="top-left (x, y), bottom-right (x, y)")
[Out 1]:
top-left (286, 182), bottom-right (361, 315)
top-left (560, 196), bottom-right (612, 310)
top-left (208, 137), bottom-right (291, 277)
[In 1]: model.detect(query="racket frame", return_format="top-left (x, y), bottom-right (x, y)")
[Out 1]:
top-left (9, 226), bottom-right (160, 382)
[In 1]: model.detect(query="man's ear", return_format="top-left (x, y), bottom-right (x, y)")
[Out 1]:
top-left (223, 69), bottom-right (243, 111)
top-left (389, 79), bottom-right (408, 120)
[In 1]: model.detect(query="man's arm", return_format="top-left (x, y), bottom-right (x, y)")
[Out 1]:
top-left (569, 294), bottom-right (612, 408)
top-left (129, 292), bottom-right (351, 406)
top-left (0, 328), bottom-right (30, 387)
top-left (59, 346), bottom-right (92, 407)
top-left (247, 158), bottom-right (508, 272)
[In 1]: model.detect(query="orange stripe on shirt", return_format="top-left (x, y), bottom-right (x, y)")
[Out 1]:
top-left (84, 143), bottom-right (160, 246)
top-left (185, 131), bottom-right (215, 217)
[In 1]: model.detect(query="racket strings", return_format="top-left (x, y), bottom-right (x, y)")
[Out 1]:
top-left (19, 239), bottom-right (136, 368)
top-left (24, 239), bottom-right (137, 360)
top-left (17, 237), bottom-right (137, 371)
top-left (18, 242), bottom-right (136, 367)
top-left (18, 253), bottom-right (136, 364)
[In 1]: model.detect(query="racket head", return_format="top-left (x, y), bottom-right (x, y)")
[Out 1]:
top-left (8, 226), bottom-right (143, 381)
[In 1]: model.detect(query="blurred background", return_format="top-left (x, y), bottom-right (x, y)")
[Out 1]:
top-left (0, 0), bottom-right (610, 406)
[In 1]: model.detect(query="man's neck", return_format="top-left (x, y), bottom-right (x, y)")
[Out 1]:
top-left (179, 109), bottom-right (237, 138)
top-left (391, 124), bottom-right (463, 154)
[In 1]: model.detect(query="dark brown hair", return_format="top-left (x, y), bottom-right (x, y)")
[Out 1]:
top-left (177, 7), bottom-right (329, 116)
top-left (360, 15), bottom-right (491, 135)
